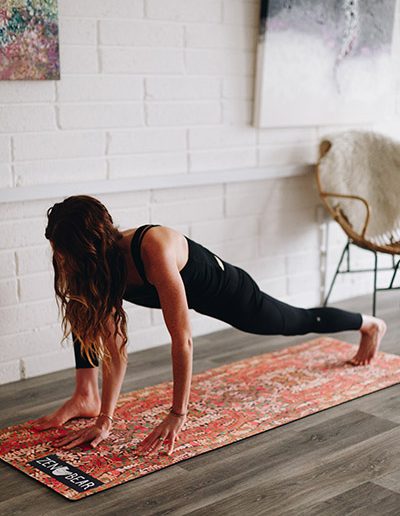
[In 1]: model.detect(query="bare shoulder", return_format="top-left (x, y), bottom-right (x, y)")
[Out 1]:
top-left (142, 225), bottom-right (182, 251)
top-left (141, 226), bottom-right (188, 268)
top-left (140, 226), bottom-right (189, 285)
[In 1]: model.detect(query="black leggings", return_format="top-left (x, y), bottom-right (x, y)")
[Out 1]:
top-left (73, 332), bottom-right (99, 369)
top-left (73, 261), bottom-right (363, 368)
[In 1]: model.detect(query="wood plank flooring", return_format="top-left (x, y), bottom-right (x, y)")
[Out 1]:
top-left (1, 292), bottom-right (400, 515)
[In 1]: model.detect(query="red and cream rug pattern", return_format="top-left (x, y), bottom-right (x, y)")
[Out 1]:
top-left (1, 337), bottom-right (400, 500)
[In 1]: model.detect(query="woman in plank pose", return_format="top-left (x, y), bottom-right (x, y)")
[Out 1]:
top-left (33, 195), bottom-right (387, 456)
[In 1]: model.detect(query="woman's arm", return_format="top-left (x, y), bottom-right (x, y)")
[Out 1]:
top-left (54, 314), bottom-right (128, 450)
top-left (135, 231), bottom-right (193, 455)
top-left (96, 314), bottom-right (128, 432)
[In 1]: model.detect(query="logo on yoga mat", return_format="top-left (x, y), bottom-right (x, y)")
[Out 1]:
top-left (28, 454), bottom-right (103, 493)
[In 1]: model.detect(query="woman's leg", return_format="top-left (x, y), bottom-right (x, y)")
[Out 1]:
top-left (73, 333), bottom-right (99, 368)
top-left (32, 333), bottom-right (101, 430)
top-left (195, 262), bottom-right (386, 365)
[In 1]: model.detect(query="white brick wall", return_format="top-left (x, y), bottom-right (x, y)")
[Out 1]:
top-left (0, 0), bottom-right (399, 384)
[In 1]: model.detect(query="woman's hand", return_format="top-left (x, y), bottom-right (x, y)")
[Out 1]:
top-left (135, 412), bottom-right (186, 457)
top-left (52, 416), bottom-right (112, 450)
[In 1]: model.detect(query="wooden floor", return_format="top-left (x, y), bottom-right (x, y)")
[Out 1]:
top-left (1, 292), bottom-right (400, 515)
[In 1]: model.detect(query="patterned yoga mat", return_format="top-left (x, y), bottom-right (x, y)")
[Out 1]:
top-left (2, 337), bottom-right (400, 501)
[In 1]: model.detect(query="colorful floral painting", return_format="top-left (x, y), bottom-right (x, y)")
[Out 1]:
top-left (0, 0), bottom-right (59, 80)
top-left (254, 0), bottom-right (398, 127)
top-left (1, 337), bottom-right (400, 500)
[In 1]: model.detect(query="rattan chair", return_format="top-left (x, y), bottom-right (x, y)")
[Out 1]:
top-left (316, 130), bottom-right (400, 315)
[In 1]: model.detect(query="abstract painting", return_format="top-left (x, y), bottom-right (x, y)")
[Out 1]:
top-left (254, 0), bottom-right (398, 127)
top-left (0, 0), bottom-right (60, 80)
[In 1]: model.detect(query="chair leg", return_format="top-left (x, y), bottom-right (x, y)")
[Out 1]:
top-left (373, 251), bottom-right (378, 317)
top-left (323, 241), bottom-right (349, 306)
top-left (389, 258), bottom-right (400, 289)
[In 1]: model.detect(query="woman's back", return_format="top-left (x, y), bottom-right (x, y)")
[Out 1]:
top-left (121, 224), bottom-right (227, 309)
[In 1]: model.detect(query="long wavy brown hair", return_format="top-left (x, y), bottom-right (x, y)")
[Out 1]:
top-left (45, 195), bottom-right (128, 368)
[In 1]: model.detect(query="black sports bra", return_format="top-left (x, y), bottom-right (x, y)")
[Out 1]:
top-left (123, 223), bottom-right (175, 308)
top-left (122, 223), bottom-right (228, 309)
top-left (129, 223), bottom-right (161, 285)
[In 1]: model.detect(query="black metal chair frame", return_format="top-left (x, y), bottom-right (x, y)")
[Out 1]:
top-left (323, 239), bottom-right (400, 316)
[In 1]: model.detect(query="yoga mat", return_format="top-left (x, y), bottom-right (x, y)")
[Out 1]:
top-left (2, 337), bottom-right (400, 501)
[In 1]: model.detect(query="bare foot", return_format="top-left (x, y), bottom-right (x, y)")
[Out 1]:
top-left (31, 393), bottom-right (101, 430)
top-left (350, 314), bottom-right (387, 366)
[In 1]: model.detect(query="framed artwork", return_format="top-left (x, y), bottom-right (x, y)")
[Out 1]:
top-left (0, 0), bottom-right (60, 80)
top-left (254, 0), bottom-right (398, 127)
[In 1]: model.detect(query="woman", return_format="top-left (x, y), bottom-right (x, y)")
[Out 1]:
top-left (33, 195), bottom-right (386, 457)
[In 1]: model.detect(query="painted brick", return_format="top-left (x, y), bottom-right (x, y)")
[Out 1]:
top-left (317, 123), bottom-right (369, 140)
top-left (258, 276), bottom-right (287, 299)
top-left (108, 128), bottom-right (186, 154)
top-left (189, 126), bottom-right (256, 149)
top-left (0, 325), bottom-right (64, 362)
top-left (259, 225), bottom-right (319, 256)
top-left (23, 349), bottom-right (75, 378)
top-left (191, 216), bottom-right (259, 245)
top-left (19, 273), bottom-right (54, 303)
top-left (57, 76), bottom-right (143, 102)
top-left (371, 119), bottom-right (400, 141)
top-left (222, 77), bottom-right (254, 99)
top-left (146, 0), bottom-right (222, 23)
top-left (185, 24), bottom-right (255, 50)
top-left (21, 198), bottom-right (61, 219)
top-left (113, 207), bottom-right (150, 231)
top-left (185, 49), bottom-right (254, 75)
top-left (126, 324), bottom-right (170, 353)
top-left (59, 0), bottom-right (144, 18)
top-left (284, 290), bottom-right (321, 308)
top-left (222, 99), bottom-right (253, 124)
top-left (145, 77), bottom-right (220, 101)
top-left (0, 164), bottom-right (12, 188)
top-left (259, 127), bottom-right (319, 145)
top-left (0, 202), bottom-right (22, 221)
top-left (0, 278), bottom-right (18, 306)
top-left (0, 219), bottom-right (48, 250)
top-left (189, 314), bottom-right (228, 337)
top-left (108, 152), bottom-right (187, 179)
top-left (16, 246), bottom-right (52, 275)
top-left (146, 102), bottom-right (221, 126)
top-left (287, 272), bottom-right (320, 296)
top-left (0, 300), bottom-right (58, 336)
top-left (0, 360), bottom-right (20, 385)
top-left (59, 18), bottom-right (97, 45)
top-left (211, 236), bottom-right (258, 263)
top-left (286, 252), bottom-right (320, 275)
top-left (97, 191), bottom-right (151, 210)
top-left (150, 197), bottom-right (223, 225)
top-left (0, 135), bottom-right (10, 162)
top-left (0, 251), bottom-right (15, 279)
top-left (14, 158), bottom-right (107, 187)
top-left (14, 132), bottom-right (106, 161)
top-left (101, 48), bottom-right (184, 74)
top-left (0, 105), bottom-right (56, 133)
top-left (0, 81), bottom-right (55, 103)
top-left (225, 192), bottom-right (270, 217)
top-left (151, 184), bottom-right (223, 203)
top-left (59, 104), bottom-right (144, 129)
top-left (225, 177), bottom-right (272, 196)
top-left (241, 255), bottom-right (287, 281)
top-left (123, 305), bottom-right (152, 330)
top-left (151, 307), bottom-right (228, 337)
top-left (225, 179), bottom-right (319, 217)
top-left (59, 45), bottom-right (98, 74)
top-left (190, 147), bottom-right (256, 172)
top-left (99, 21), bottom-right (183, 46)
top-left (222, 0), bottom-right (259, 26)
top-left (259, 143), bottom-right (319, 166)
